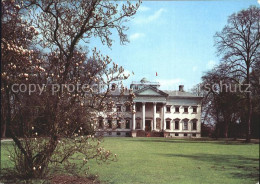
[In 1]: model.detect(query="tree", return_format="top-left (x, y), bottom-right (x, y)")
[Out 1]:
top-left (1, 0), bottom-right (43, 139)
top-left (2, 0), bottom-right (139, 179)
top-left (214, 6), bottom-right (260, 142)
top-left (200, 64), bottom-right (242, 138)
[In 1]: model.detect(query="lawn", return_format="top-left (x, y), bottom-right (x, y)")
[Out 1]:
top-left (1, 138), bottom-right (259, 184)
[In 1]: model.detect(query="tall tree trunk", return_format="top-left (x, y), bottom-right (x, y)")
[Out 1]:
top-left (224, 121), bottom-right (229, 138)
top-left (246, 67), bottom-right (252, 143)
top-left (1, 122), bottom-right (6, 138)
top-left (246, 92), bottom-right (252, 142)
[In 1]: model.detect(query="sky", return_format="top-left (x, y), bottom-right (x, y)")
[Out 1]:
top-left (89, 0), bottom-right (260, 91)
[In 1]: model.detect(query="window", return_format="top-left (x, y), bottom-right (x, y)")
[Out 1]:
top-left (175, 107), bottom-right (179, 113)
top-left (184, 107), bottom-right (188, 113)
top-left (136, 120), bottom-right (141, 129)
top-left (125, 105), bottom-right (131, 112)
top-left (108, 132), bottom-right (112, 135)
top-left (156, 106), bottom-right (160, 112)
top-left (108, 119), bottom-right (112, 128)
top-left (183, 121), bottom-right (188, 130)
top-left (107, 105), bottom-right (112, 112)
top-left (116, 105), bottom-right (121, 112)
top-left (126, 132), bottom-right (130, 136)
top-left (192, 121), bottom-right (197, 130)
top-left (126, 120), bottom-right (130, 129)
top-left (117, 132), bottom-right (121, 136)
top-left (193, 107), bottom-right (197, 113)
top-left (98, 119), bottom-right (103, 129)
top-left (136, 105), bottom-right (141, 112)
top-left (166, 106), bottom-right (171, 113)
top-left (111, 84), bottom-right (116, 91)
top-left (192, 133), bottom-right (196, 137)
top-left (175, 133), bottom-right (179, 136)
top-left (175, 121), bottom-right (179, 130)
top-left (166, 120), bottom-right (171, 129)
top-left (184, 133), bottom-right (187, 137)
top-left (117, 120), bottom-right (121, 128)
top-left (156, 119), bottom-right (161, 129)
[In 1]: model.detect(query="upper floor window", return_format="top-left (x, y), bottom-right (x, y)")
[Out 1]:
top-left (184, 107), bottom-right (188, 113)
top-left (175, 107), bottom-right (179, 113)
top-left (125, 105), bottom-right (131, 112)
top-left (166, 106), bottom-right (171, 113)
top-left (156, 106), bottom-right (161, 112)
top-left (126, 120), bottom-right (130, 129)
top-left (193, 107), bottom-right (197, 113)
top-left (107, 105), bottom-right (113, 112)
top-left (183, 121), bottom-right (188, 130)
top-left (166, 120), bottom-right (171, 129)
top-left (116, 105), bottom-right (121, 112)
top-left (136, 104), bottom-right (141, 112)
top-left (111, 83), bottom-right (116, 91)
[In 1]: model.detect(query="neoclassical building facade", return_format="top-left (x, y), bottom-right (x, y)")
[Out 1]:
top-left (96, 78), bottom-right (203, 138)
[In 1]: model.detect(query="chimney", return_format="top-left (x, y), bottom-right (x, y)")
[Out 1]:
top-left (179, 85), bottom-right (184, 92)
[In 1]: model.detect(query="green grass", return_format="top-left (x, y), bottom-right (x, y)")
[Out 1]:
top-left (1, 138), bottom-right (259, 184)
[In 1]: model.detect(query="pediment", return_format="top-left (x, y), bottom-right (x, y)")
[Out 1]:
top-left (135, 86), bottom-right (168, 97)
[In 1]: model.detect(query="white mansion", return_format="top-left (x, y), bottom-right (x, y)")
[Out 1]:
top-left (96, 78), bottom-right (203, 138)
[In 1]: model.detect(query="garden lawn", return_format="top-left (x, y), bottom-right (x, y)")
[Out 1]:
top-left (1, 138), bottom-right (259, 184)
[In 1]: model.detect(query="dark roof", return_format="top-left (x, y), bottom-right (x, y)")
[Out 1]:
top-left (163, 90), bottom-right (200, 97)
top-left (110, 88), bottom-right (131, 96)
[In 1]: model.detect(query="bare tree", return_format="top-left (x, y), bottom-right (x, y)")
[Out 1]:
top-left (214, 6), bottom-right (260, 142)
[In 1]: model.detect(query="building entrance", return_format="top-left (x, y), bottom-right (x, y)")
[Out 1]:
top-left (145, 120), bottom-right (151, 131)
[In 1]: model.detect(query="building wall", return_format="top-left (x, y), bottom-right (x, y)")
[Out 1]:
top-left (96, 96), bottom-right (202, 138)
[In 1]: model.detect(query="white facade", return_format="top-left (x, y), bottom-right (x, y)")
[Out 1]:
top-left (96, 78), bottom-right (203, 138)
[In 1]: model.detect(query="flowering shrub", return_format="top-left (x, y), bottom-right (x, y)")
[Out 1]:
top-left (2, 0), bottom-right (139, 179)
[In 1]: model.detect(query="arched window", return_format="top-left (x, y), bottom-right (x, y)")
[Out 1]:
top-left (192, 119), bottom-right (197, 130)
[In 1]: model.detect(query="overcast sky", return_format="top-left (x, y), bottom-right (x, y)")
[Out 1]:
top-left (89, 0), bottom-right (260, 91)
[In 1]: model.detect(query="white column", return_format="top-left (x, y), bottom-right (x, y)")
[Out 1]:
top-left (162, 103), bottom-right (166, 130)
top-left (132, 103), bottom-right (136, 130)
top-left (153, 102), bottom-right (156, 130)
top-left (142, 102), bottom-right (145, 130)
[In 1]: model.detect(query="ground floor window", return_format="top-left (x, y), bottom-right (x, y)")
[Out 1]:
top-left (183, 121), bottom-right (188, 130)
top-left (156, 119), bottom-right (161, 129)
top-left (192, 121), bottom-right (197, 130)
top-left (126, 120), bottom-right (130, 129)
top-left (175, 133), bottom-right (179, 136)
top-left (108, 119), bottom-right (112, 128)
top-left (136, 120), bottom-right (141, 129)
top-left (98, 119), bottom-right (103, 129)
top-left (117, 120), bottom-right (121, 129)
top-left (117, 132), bottom-right (121, 136)
top-left (175, 121), bottom-right (179, 129)
top-left (192, 133), bottom-right (196, 137)
top-left (166, 120), bottom-right (171, 129)
top-left (184, 133), bottom-right (187, 136)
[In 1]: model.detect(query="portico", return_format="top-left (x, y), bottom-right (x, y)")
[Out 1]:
top-left (132, 102), bottom-right (166, 132)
